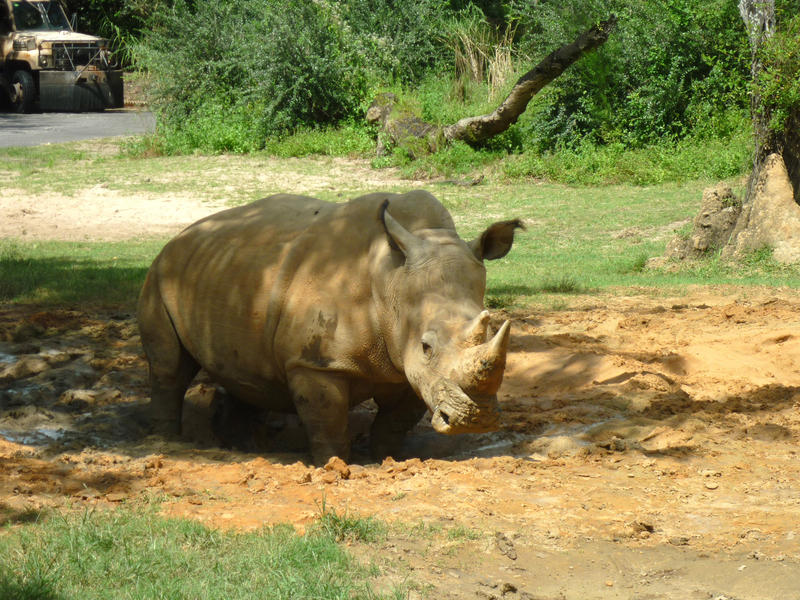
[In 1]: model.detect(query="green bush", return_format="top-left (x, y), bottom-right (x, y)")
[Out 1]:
top-left (136, 0), bottom-right (374, 153)
top-left (754, 7), bottom-right (800, 134)
top-left (335, 0), bottom-right (453, 83)
top-left (508, 0), bottom-right (751, 149)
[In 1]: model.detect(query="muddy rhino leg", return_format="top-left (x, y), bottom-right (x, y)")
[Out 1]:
top-left (370, 389), bottom-right (427, 460)
top-left (138, 286), bottom-right (199, 435)
top-left (288, 369), bottom-right (350, 465)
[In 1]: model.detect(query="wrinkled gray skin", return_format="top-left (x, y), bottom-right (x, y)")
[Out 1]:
top-left (138, 190), bottom-right (522, 464)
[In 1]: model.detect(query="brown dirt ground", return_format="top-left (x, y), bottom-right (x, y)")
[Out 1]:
top-left (2, 161), bottom-right (800, 599)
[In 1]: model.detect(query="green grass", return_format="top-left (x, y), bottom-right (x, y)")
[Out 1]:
top-left (0, 508), bottom-right (398, 600)
top-left (0, 239), bottom-right (160, 306)
top-left (3, 172), bottom-right (800, 309)
top-left (383, 127), bottom-right (752, 185)
top-left (312, 499), bottom-right (388, 544)
top-left (2, 132), bottom-right (798, 310)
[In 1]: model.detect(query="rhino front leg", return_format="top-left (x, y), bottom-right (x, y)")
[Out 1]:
top-left (288, 369), bottom-right (351, 465)
top-left (370, 389), bottom-right (427, 460)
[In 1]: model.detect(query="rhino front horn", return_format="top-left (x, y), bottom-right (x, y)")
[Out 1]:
top-left (455, 319), bottom-right (511, 395)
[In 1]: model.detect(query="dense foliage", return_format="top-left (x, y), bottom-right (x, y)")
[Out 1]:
top-left (510, 0), bottom-right (751, 149)
top-left (114, 0), bottom-right (755, 163)
top-left (135, 0), bottom-right (376, 152)
top-left (754, 3), bottom-right (800, 134)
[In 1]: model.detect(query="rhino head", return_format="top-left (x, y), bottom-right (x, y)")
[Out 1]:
top-left (377, 200), bottom-right (523, 435)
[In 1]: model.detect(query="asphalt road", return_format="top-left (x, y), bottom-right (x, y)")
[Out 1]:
top-left (0, 110), bottom-right (156, 147)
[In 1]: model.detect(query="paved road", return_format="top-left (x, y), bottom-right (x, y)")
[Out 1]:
top-left (0, 110), bottom-right (155, 147)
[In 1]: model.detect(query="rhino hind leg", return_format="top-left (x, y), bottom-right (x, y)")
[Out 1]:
top-left (139, 285), bottom-right (200, 436)
top-left (370, 390), bottom-right (427, 460)
top-left (148, 350), bottom-right (199, 436)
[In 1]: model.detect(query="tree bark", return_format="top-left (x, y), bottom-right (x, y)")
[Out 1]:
top-left (738, 0), bottom-right (779, 196)
top-left (443, 16), bottom-right (617, 144)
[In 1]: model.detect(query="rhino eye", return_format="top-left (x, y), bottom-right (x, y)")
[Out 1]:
top-left (421, 332), bottom-right (436, 359)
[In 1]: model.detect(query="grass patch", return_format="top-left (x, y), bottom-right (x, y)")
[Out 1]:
top-left (0, 239), bottom-right (160, 306)
top-left (498, 130), bottom-right (752, 186)
top-left (262, 123), bottom-right (376, 158)
top-left (445, 525), bottom-right (482, 541)
top-left (2, 138), bottom-right (800, 311)
top-left (313, 499), bottom-right (388, 544)
top-left (0, 508), bottom-right (397, 600)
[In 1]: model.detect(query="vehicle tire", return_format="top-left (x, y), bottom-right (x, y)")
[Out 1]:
top-left (10, 70), bottom-right (35, 113)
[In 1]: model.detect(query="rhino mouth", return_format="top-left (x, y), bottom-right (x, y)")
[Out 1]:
top-left (428, 378), bottom-right (500, 435)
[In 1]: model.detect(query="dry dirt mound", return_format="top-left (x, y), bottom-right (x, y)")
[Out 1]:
top-left (2, 289), bottom-right (800, 599)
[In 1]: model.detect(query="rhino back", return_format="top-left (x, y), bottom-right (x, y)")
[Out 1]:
top-left (150, 195), bottom-right (331, 387)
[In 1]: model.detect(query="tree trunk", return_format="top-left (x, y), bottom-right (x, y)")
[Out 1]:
top-left (366, 16), bottom-right (617, 154)
top-left (738, 0), bottom-right (778, 197)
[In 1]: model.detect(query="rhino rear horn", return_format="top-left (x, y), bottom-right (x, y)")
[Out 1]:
top-left (464, 310), bottom-right (491, 346)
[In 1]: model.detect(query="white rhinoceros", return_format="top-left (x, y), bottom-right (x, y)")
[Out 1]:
top-left (137, 190), bottom-right (522, 464)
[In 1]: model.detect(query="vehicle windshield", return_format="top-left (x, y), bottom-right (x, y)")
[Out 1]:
top-left (12, 1), bottom-right (70, 31)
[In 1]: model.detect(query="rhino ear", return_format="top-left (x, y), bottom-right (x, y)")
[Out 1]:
top-left (470, 219), bottom-right (525, 261)
top-left (380, 199), bottom-right (425, 261)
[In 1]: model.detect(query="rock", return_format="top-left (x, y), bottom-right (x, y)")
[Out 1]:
top-left (495, 532), bottom-right (517, 560)
top-left (57, 388), bottom-right (122, 410)
top-left (75, 487), bottom-right (101, 500)
top-left (669, 536), bottom-right (690, 546)
top-left (320, 471), bottom-right (339, 485)
top-left (699, 469), bottom-right (722, 478)
top-left (630, 520), bottom-right (655, 534)
top-left (324, 456), bottom-right (350, 480)
top-left (500, 582), bottom-right (517, 595)
top-left (0, 356), bottom-right (50, 381)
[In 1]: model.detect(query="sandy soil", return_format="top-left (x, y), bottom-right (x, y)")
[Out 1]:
top-left (2, 161), bottom-right (800, 599)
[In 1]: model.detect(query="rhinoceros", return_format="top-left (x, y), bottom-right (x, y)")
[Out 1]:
top-left (137, 190), bottom-right (522, 464)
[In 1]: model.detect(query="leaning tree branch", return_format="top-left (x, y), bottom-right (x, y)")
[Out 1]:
top-left (443, 16), bottom-right (618, 144)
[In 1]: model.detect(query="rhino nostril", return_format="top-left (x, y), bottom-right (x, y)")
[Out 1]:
top-left (439, 410), bottom-right (450, 425)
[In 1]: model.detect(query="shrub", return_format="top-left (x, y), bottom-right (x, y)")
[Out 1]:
top-left (136, 0), bottom-right (374, 152)
top-left (335, 0), bottom-right (453, 83)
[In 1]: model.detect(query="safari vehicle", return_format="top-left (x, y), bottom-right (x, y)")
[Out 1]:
top-left (0, 0), bottom-right (123, 112)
